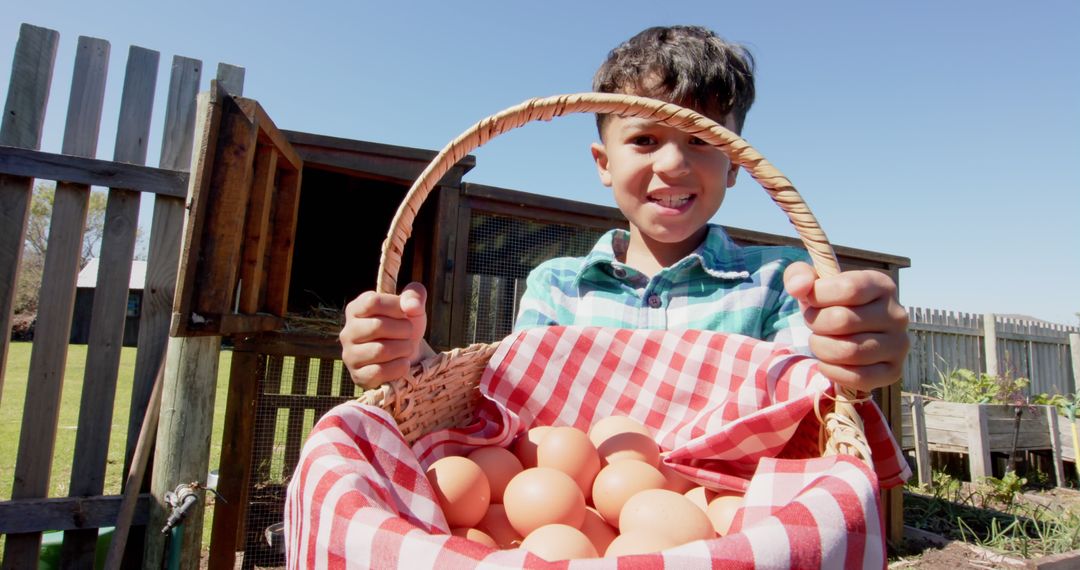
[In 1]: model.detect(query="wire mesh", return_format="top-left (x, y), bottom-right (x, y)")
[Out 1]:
top-left (242, 351), bottom-right (359, 568)
top-left (463, 212), bottom-right (607, 345)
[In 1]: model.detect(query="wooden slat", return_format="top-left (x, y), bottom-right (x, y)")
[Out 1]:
top-left (0, 24), bottom-right (58, 402)
top-left (0, 145), bottom-right (188, 196)
top-left (219, 313), bottom-right (284, 334)
top-left (284, 356), bottom-right (311, 472)
top-left (263, 167), bottom-right (301, 315)
top-left (4, 35), bottom-right (110, 570)
top-left (237, 98), bottom-right (302, 171)
top-left (237, 145), bottom-right (278, 313)
top-left (208, 350), bottom-right (262, 570)
top-left (62, 45), bottom-right (159, 567)
top-left (125, 55), bottom-right (202, 474)
top-left (0, 495), bottom-right (151, 534)
top-left (315, 358), bottom-right (336, 417)
top-left (966, 404), bottom-right (991, 481)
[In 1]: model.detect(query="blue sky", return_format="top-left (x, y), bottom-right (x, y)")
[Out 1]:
top-left (4, 1), bottom-right (1078, 326)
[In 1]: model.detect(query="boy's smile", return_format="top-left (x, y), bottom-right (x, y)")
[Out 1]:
top-left (591, 114), bottom-right (740, 273)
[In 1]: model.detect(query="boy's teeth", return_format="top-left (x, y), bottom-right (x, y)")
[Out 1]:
top-left (652, 194), bottom-right (691, 208)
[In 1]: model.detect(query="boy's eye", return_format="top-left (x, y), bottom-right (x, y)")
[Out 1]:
top-left (629, 135), bottom-right (656, 146)
top-left (688, 136), bottom-right (708, 146)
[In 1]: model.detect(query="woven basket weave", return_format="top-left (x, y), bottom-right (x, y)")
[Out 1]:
top-left (358, 93), bottom-right (872, 465)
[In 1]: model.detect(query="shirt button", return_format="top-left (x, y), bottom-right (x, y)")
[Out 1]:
top-left (647, 294), bottom-right (662, 308)
top-left (612, 267), bottom-right (627, 278)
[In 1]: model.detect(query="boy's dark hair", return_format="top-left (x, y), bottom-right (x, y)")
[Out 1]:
top-left (593, 25), bottom-right (756, 135)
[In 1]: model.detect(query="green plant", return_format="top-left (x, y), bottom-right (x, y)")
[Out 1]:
top-left (979, 471), bottom-right (1027, 509)
top-left (922, 367), bottom-right (1034, 406)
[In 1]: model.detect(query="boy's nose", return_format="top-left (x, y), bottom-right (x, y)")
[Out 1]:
top-left (651, 142), bottom-right (691, 176)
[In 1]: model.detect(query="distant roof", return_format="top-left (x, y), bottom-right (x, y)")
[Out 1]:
top-left (77, 259), bottom-right (147, 290)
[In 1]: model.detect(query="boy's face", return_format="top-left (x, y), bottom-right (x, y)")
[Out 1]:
top-left (591, 114), bottom-right (739, 253)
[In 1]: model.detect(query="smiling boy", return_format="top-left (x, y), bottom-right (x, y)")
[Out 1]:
top-left (340, 25), bottom-right (909, 395)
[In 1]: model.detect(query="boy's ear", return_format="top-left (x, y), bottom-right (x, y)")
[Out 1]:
top-left (591, 142), bottom-right (613, 187)
top-left (726, 161), bottom-right (739, 188)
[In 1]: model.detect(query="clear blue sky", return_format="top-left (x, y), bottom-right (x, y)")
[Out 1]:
top-left (5, 1), bottom-right (1078, 326)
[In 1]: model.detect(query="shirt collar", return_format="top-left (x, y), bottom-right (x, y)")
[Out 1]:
top-left (575, 224), bottom-right (750, 285)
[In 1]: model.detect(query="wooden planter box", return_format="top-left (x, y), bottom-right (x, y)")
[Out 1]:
top-left (901, 393), bottom-right (1076, 487)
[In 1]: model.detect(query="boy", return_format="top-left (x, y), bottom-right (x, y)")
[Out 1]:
top-left (340, 25), bottom-right (908, 394)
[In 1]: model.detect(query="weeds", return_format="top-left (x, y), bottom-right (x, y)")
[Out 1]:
top-left (905, 470), bottom-right (1080, 559)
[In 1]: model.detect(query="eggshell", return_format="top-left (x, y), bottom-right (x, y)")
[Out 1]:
top-left (683, 486), bottom-right (718, 512)
top-left (590, 460), bottom-right (666, 524)
top-left (588, 416), bottom-right (651, 448)
top-left (580, 507), bottom-right (618, 555)
top-left (537, 426), bottom-right (601, 499)
top-left (596, 432), bottom-right (660, 467)
top-left (706, 493), bottom-right (745, 537)
top-left (619, 488), bottom-right (716, 544)
top-left (657, 460), bottom-right (696, 494)
top-left (604, 529), bottom-right (680, 557)
top-left (520, 524), bottom-right (598, 561)
top-left (502, 467), bottom-right (586, 537)
top-left (450, 527), bottom-right (498, 548)
top-left (467, 446), bottom-right (523, 503)
top-left (476, 504), bottom-right (522, 549)
top-left (426, 456), bottom-right (490, 528)
top-left (512, 426), bottom-right (552, 469)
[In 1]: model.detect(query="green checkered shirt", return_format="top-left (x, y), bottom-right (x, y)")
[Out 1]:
top-left (513, 224), bottom-right (812, 351)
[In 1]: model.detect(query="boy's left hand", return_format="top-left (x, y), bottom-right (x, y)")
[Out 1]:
top-left (783, 262), bottom-right (910, 393)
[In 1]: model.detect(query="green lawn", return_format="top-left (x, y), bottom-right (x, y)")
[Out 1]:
top-left (0, 341), bottom-right (231, 555)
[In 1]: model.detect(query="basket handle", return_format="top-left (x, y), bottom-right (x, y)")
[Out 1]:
top-left (377, 92), bottom-right (871, 464)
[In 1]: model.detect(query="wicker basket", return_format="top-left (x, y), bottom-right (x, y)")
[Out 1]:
top-left (358, 93), bottom-right (872, 465)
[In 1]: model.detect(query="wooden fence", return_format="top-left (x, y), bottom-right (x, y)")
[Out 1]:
top-left (904, 308), bottom-right (1080, 397)
top-left (0, 23), bottom-right (241, 568)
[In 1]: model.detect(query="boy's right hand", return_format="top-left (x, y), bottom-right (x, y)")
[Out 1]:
top-left (340, 282), bottom-right (434, 389)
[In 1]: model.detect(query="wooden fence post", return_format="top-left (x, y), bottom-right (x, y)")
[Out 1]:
top-left (967, 404), bottom-right (992, 481)
top-left (1070, 333), bottom-right (1080, 391)
top-left (1047, 407), bottom-right (1067, 487)
top-left (909, 395), bottom-right (932, 487)
top-left (984, 313), bottom-right (999, 377)
top-left (144, 335), bottom-right (222, 570)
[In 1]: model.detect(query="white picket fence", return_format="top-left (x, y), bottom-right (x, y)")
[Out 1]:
top-left (903, 308), bottom-right (1080, 397)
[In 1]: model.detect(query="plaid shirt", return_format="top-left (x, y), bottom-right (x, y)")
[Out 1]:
top-left (514, 224), bottom-right (812, 351)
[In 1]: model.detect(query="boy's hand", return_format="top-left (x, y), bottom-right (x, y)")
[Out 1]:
top-left (340, 282), bottom-right (435, 389)
top-left (783, 262), bottom-right (910, 393)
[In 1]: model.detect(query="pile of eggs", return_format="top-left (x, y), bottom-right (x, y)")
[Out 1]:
top-left (425, 416), bottom-right (745, 561)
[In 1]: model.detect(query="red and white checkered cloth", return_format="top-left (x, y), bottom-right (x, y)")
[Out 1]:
top-left (286, 327), bottom-right (910, 569)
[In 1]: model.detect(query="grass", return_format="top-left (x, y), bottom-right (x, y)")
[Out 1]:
top-left (0, 341), bottom-right (231, 556)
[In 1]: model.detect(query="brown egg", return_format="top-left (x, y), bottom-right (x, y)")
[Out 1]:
top-left (588, 415), bottom-right (652, 448)
top-left (706, 493), bottom-right (745, 537)
top-left (520, 524), bottom-right (598, 561)
top-left (426, 456), bottom-right (490, 528)
top-left (683, 486), bottom-right (718, 512)
top-left (657, 461), bottom-right (696, 494)
top-left (596, 432), bottom-right (660, 467)
top-left (502, 467), bottom-right (586, 537)
top-left (512, 426), bottom-right (552, 469)
top-left (467, 446), bottom-right (523, 503)
top-left (537, 426), bottom-right (601, 500)
top-left (580, 507), bottom-right (618, 556)
top-left (619, 489), bottom-right (716, 545)
top-left (604, 529), bottom-right (680, 557)
top-left (476, 504), bottom-right (522, 549)
top-left (450, 527), bottom-right (498, 548)
top-left (590, 460), bottom-right (666, 524)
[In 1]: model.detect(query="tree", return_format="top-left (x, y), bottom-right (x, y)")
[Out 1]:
top-left (13, 182), bottom-right (108, 315)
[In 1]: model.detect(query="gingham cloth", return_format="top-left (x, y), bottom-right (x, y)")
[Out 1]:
top-left (286, 327), bottom-right (910, 569)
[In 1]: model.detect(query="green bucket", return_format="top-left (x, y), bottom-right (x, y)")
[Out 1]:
top-left (38, 527), bottom-right (113, 570)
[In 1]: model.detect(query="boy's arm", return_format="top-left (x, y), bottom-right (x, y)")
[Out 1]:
top-left (340, 282), bottom-right (435, 388)
top-left (782, 262), bottom-right (910, 393)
